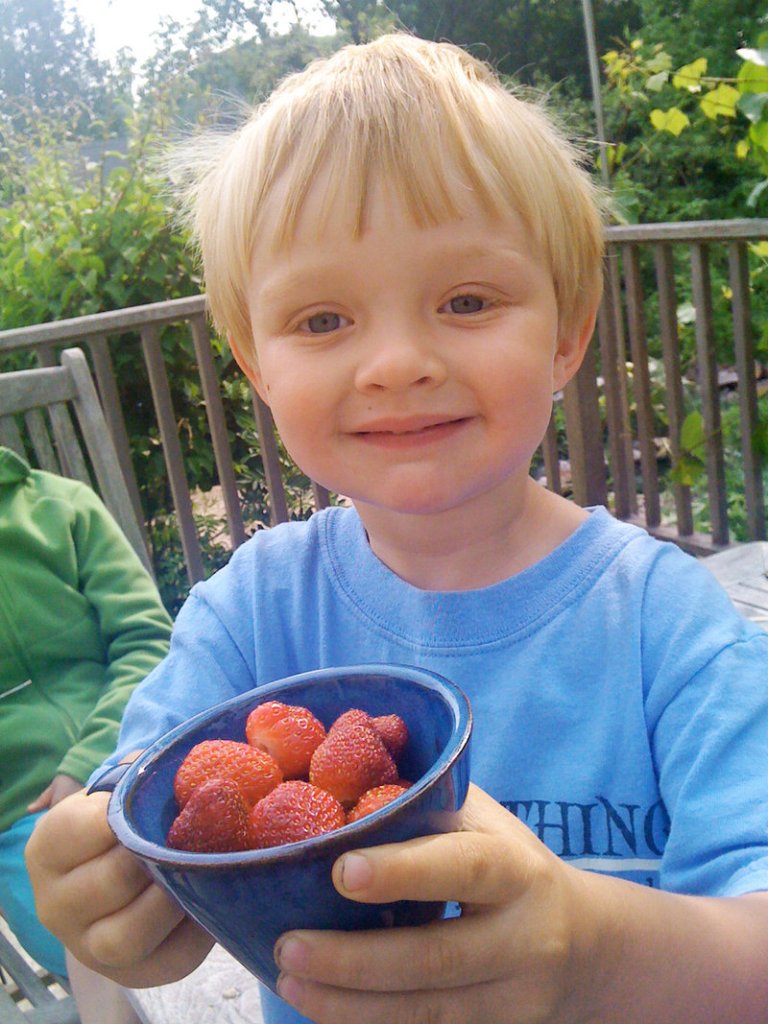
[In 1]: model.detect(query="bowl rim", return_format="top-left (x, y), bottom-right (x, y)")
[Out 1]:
top-left (106, 663), bottom-right (472, 868)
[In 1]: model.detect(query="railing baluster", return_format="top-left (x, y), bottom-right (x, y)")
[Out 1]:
top-left (311, 481), bottom-right (332, 510)
top-left (653, 243), bottom-right (693, 537)
top-left (690, 243), bottom-right (729, 546)
top-left (251, 389), bottom-right (290, 525)
top-left (88, 334), bottom-right (150, 550)
top-left (597, 253), bottom-right (634, 516)
top-left (562, 333), bottom-right (607, 506)
top-left (141, 324), bottom-right (205, 583)
top-left (190, 316), bottom-right (248, 547)
top-left (728, 241), bottom-right (766, 541)
top-left (623, 244), bottom-right (660, 527)
top-left (541, 412), bottom-right (562, 495)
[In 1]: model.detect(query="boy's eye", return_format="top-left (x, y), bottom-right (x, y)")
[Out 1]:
top-left (301, 312), bottom-right (348, 334)
top-left (444, 295), bottom-right (487, 315)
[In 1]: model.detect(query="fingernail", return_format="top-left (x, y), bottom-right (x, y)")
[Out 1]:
top-left (339, 851), bottom-right (373, 892)
top-left (276, 973), bottom-right (304, 1007)
top-left (274, 936), bottom-right (309, 972)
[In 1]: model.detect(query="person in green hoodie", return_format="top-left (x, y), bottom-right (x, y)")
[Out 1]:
top-left (0, 445), bottom-right (172, 1020)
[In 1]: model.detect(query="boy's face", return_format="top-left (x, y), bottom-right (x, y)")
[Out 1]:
top-left (241, 179), bottom-right (587, 522)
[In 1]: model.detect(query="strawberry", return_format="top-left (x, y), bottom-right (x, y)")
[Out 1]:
top-left (245, 701), bottom-right (326, 779)
top-left (310, 720), bottom-right (398, 807)
top-left (248, 780), bottom-right (346, 849)
top-left (330, 708), bottom-right (409, 761)
top-left (371, 714), bottom-right (409, 760)
top-left (347, 783), bottom-right (410, 823)
top-left (174, 739), bottom-right (283, 808)
top-left (329, 708), bottom-right (373, 734)
top-left (167, 778), bottom-right (251, 853)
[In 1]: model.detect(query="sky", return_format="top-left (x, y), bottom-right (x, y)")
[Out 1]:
top-left (70, 0), bottom-right (334, 67)
top-left (72, 0), bottom-right (205, 66)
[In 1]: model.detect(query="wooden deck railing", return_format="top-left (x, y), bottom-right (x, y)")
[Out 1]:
top-left (546, 218), bottom-right (768, 554)
top-left (2, 218), bottom-right (767, 584)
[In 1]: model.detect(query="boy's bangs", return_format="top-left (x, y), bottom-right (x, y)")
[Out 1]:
top-left (263, 137), bottom-right (512, 251)
top-left (255, 61), bottom-right (533, 251)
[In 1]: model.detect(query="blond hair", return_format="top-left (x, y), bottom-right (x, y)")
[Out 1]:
top-left (172, 33), bottom-right (605, 359)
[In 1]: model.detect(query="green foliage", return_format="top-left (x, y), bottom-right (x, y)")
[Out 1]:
top-left (665, 396), bottom-right (768, 541)
top-left (201, 0), bottom-right (642, 97)
top-left (671, 411), bottom-right (708, 486)
top-left (0, 115), bottom-right (198, 324)
top-left (149, 510), bottom-right (233, 616)
top-left (601, 24), bottom-right (768, 219)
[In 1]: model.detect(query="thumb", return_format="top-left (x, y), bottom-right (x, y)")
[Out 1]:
top-left (28, 784), bottom-right (53, 813)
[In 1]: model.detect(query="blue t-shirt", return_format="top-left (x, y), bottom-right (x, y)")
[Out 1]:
top-left (106, 506), bottom-right (768, 1024)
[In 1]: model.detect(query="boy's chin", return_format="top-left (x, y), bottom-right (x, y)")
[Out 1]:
top-left (350, 492), bottom-right (482, 520)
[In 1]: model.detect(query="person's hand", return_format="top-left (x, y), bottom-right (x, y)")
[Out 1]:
top-left (272, 784), bottom-right (603, 1024)
top-left (27, 773), bottom-right (83, 812)
top-left (25, 788), bottom-right (214, 988)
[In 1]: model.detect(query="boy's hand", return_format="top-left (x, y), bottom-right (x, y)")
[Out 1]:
top-left (25, 789), bottom-right (214, 988)
top-left (273, 783), bottom-right (600, 1024)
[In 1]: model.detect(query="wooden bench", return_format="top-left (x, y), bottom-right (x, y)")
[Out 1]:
top-left (0, 930), bottom-right (78, 1024)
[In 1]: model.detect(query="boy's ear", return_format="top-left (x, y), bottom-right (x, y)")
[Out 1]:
top-left (552, 305), bottom-right (599, 393)
top-left (228, 333), bottom-right (269, 405)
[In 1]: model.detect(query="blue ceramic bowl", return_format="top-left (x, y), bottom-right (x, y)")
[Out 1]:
top-left (92, 664), bottom-right (472, 993)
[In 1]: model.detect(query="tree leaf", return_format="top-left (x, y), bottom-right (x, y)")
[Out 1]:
top-left (650, 107), bottom-right (690, 135)
top-left (646, 71), bottom-right (669, 92)
top-left (700, 83), bottom-right (740, 119)
top-left (680, 411), bottom-right (706, 456)
top-left (747, 179), bottom-right (768, 208)
top-left (749, 120), bottom-right (768, 149)
top-left (672, 57), bottom-right (707, 92)
top-left (670, 454), bottom-right (706, 487)
top-left (737, 47), bottom-right (768, 67)
top-left (737, 91), bottom-right (768, 123)
top-left (738, 61), bottom-right (768, 95)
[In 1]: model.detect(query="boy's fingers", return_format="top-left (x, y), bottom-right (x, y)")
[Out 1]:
top-left (277, 908), bottom-right (521, 991)
top-left (332, 787), bottom-right (538, 907)
top-left (27, 790), bottom-right (117, 873)
top-left (85, 889), bottom-right (211, 983)
top-left (275, 973), bottom-right (526, 1024)
top-left (334, 831), bottom-right (527, 906)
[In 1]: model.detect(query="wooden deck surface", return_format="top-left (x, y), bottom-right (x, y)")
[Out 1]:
top-left (701, 542), bottom-right (768, 631)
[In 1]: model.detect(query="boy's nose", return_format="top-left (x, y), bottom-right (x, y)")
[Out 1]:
top-left (354, 332), bottom-right (448, 393)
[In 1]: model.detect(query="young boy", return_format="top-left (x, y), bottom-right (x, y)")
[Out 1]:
top-left (26, 33), bottom-right (768, 1024)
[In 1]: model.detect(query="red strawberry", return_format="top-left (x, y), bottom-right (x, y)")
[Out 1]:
top-left (167, 778), bottom-right (251, 853)
top-left (371, 714), bottom-right (408, 760)
top-left (246, 701), bottom-right (326, 779)
top-left (330, 708), bottom-right (409, 761)
top-left (310, 721), bottom-right (398, 807)
top-left (329, 708), bottom-right (372, 734)
top-left (174, 739), bottom-right (282, 808)
top-left (347, 783), bottom-right (410, 823)
top-left (248, 781), bottom-right (346, 849)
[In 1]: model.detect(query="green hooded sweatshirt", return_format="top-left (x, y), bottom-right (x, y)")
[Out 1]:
top-left (0, 446), bottom-right (172, 832)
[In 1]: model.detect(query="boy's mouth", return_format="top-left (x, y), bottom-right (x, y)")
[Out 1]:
top-left (352, 415), bottom-right (471, 446)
